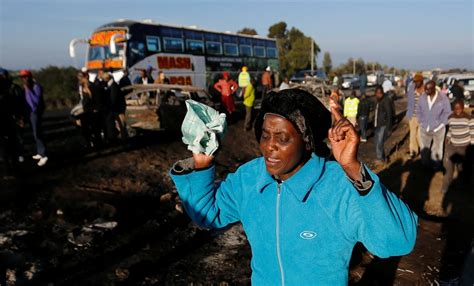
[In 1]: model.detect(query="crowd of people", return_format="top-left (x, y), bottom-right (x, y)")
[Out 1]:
top-left (329, 70), bottom-right (473, 194)
top-left (405, 74), bottom-right (474, 193)
top-left (73, 68), bottom-right (130, 149)
top-left (2, 64), bottom-right (473, 197)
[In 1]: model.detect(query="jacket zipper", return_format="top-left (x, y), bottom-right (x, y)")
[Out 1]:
top-left (276, 183), bottom-right (285, 286)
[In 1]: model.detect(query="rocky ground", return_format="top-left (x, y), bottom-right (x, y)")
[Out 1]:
top-left (0, 94), bottom-right (473, 285)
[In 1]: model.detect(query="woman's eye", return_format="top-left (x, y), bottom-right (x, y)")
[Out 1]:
top-left (278, 137), bottom-right (290, 144)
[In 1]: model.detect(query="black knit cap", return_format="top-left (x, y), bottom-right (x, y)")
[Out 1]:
top-left (254, 88), bottom-right (331, 157)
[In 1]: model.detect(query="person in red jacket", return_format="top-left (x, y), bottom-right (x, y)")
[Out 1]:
top-left (213, 72), bottom-right (238, 115)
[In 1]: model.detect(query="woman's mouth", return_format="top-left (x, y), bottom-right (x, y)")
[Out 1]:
top-left (265, 157), bottom-right (281, 167)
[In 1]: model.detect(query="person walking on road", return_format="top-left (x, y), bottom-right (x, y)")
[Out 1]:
top-left (440, 99), bottom-right (471, 193)
top-left (170, 88), bottom-right (417, 285)
top-left (357, 93), bottom-right (371, 143)
top-left (373, 85), bottom-right (394, 164)
top-left (20, 70), bottom-right (48, 166)
top-left (406, 73), bottom-right (425, 158)
top-left (417, 80), bottom-right (451, 169)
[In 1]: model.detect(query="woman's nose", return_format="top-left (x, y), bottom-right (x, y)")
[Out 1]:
top-left (266, 138), bottom-right (278, 152)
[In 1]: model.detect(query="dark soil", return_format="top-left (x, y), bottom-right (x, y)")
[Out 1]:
top-left (1, 96), bottom-right (473, 285)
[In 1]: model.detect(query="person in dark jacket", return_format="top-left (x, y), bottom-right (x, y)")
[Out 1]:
top-left (107, 73), bottom-right (127, 140)
top-left (373, 85), bottom-right (394, 163)
top-left (117, 69), bottom-right (131, 139)
top-left (92, 70), bottom-right (114, 143)
top-left (79, 72), bottom-right (103, 148)
top-left (357, 93), bottom-right (372, 142)
top-left (20, 70), bottom-right (48, 166)
top-left (449, 80), bottom-right (464, 102)
top-left (5, 69), bottom-right (27, 162)
top-left (0, 68), bottom-right (18, 175)
top-left (359, 70), bottom-right (368, 96)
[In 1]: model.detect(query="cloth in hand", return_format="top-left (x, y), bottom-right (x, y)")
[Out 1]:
top-left (181, 100), bottom-right (227, 155)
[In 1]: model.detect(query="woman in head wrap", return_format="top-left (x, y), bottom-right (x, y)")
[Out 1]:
top-left (170, 88), bottom-right (417, 285)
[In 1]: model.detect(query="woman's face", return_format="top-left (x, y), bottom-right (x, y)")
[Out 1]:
top-left (259, 114), bottom-right (307, 181)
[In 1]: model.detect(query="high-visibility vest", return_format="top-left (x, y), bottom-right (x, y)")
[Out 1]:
top-left (238, 72), bottom-right (250, 87)
top-left (344, 97), bottom-right (360, 118)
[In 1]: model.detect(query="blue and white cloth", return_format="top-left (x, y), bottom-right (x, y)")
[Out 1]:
top-left (181, 100), bottom-right (227, 155)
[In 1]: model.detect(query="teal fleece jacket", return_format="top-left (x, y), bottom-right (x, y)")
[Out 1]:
top-left (170, 154), bottom-right (418, 285)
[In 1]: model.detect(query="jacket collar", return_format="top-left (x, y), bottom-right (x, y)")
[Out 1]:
top-left (257, 153), bottom-right (326, 202)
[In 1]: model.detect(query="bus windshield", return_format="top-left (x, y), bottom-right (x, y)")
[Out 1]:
top-left (87, 29), bottom-right (126, 69)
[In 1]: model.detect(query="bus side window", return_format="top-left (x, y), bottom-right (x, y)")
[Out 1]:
top-left (240, 45), bottom-right (252, 57)
top-left (146, 36), bottom-right (161, 53)
top-left (164, 38), bottom-right (184, 53)
top-left (254, 46), bottom-right (265, 58)
top-left (206, 42), bottom-right (222, 55)
top-left (128, 41), bottom-right (146, 66)
top-left (267, 47), bottom-right (277, 58)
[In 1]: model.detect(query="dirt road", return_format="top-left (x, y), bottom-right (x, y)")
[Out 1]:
top-left (0, 95), bottom-right (473, 285)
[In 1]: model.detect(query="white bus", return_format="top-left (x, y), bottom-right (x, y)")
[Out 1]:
top-left (69, 19), bottom-right (279, 88)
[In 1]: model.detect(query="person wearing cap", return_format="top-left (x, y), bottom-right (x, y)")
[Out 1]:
top-left (169, 88), bottom-right (417, 285)
top-left (213, 72), bottom-right (238, 115)
top-left (261, 66), bottom-right (273, 99)
top-left (20, 70), bottom-right (48, 166)
top-left (406, 72), bottom-right (425, 159)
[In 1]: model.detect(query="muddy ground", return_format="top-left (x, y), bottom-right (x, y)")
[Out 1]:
top-left (1, 95), bottom-right (473, 285)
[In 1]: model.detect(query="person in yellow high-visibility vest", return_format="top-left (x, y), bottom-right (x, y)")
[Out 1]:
top-left (343, 90), bottom-right (360, 126)
top-left (238, 66), bottom-right (250, 97)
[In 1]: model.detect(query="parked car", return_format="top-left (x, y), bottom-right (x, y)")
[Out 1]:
top-left (341, 74), bottom-right (360, 89)
top-left (448, 74), bottom-right (474, 106)
top-left (367, 71), bottom-right (384, 86)
top-left (290, 69), bottom-right (327, 84)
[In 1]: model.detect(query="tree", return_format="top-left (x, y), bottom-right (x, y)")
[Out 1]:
top-left (267, 22), bottom-right (320, 77)
top-left (268, 22), bottom-right (287, 39)
top-left (322, 52), bottom-right (332, 75)
top-left (237, 27), bottom-right (258, 36)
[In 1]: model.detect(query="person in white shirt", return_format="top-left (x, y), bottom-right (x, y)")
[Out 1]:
top-left (279, 77), bottom-right (290, 91)
top-left (382, 77), bottom-right (394, 94)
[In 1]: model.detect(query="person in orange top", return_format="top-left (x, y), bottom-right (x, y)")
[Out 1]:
top-left (214, 72), bottom-right (238, 115)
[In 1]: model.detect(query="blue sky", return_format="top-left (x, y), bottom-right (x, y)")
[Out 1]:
top-left (1, 0), bottom-right (473, 71)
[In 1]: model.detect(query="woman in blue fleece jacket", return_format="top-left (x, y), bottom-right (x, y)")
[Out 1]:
top-left (170, 89), bottom-right (417, 285)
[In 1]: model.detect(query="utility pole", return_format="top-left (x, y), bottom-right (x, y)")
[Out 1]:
top-left (353, 58), bottom-right (356, 75)
top-left (310, 38), bottom-right (314, 73)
